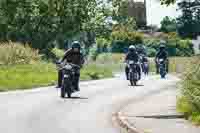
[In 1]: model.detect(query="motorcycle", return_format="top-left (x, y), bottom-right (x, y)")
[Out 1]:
top-left (158, 59), bottom-right (166, 78)
top-left (56, 61), bottom-right (80, 98)
top-left (139, 55), bottom-right (148, 75)
top-left (142, 61), bottom-right (149, 75)
top-left (128, 60), bottom-right (140, 86)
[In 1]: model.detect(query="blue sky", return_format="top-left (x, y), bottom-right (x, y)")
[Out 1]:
top-left (146, 0), bottom-right (180, 26)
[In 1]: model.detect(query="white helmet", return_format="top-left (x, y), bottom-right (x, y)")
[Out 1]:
top-left (129, 45), bottom-right (136, 51)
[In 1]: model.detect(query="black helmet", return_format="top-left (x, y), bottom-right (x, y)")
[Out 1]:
top-left (159, 40), bottom-right (166, 50)
top-left (72, 41), bottom-right (81, 49)
top-left (159, 44), bottom-right (166, 50)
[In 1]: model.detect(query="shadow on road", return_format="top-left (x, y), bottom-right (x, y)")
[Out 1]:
top-left (128, 84), bottom-right (144, 87)
top-left (135, 114), bottom-right (185, 119)
top-left (63, 96), bottom-right (88, 100)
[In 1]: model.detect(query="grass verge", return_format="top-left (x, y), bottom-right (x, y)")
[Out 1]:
top-left (0, 62), bottom-right (113, 91)
top-left (0, 62), bottom-right (57, 91)
top-left (177, 56), bottom-right (200, 125)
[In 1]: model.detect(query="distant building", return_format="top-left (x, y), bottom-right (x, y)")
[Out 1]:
top-left (128, 0), bottom-right (147, 28)
top-left (192, 36), bottom-right (200, 55)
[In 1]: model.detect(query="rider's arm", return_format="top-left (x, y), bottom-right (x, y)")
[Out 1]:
top-left (125, 53), bottom-right (129, 63)
top-left (61, 49), bottom-right (72, 62)
top-left (80, 53), bottom-right (85, 67)
top-left (165, 51), bottom-right (168, 60)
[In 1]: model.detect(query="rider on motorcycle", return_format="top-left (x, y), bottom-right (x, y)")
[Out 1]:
top-left (141, 54), bottom-right (149, 73)
top-left (155, 42), bottom-right (168, 74)
top-left (125, 45), bottom-right (141, 80)
top-left (57, 41), bottom-right (84, 91)
top-left (137, 44), bottom-right (147, 56)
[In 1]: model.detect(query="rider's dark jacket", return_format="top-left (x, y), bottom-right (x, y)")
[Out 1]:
top-left (155, 50), bottom-right (168, 60)
top-left (61, 48), bottom-right (84, 67)
top-left (125, 51), bottom-right (139, 62)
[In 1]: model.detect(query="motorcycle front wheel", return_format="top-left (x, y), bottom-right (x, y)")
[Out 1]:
top-left (61, 86), bottom-right (65, 98)
top-left (160, 68), bottom-right (166, 78)
top-left (130, 80), bottom-right (137, 86)
top-left (61, 79), bottom-right (72, 98)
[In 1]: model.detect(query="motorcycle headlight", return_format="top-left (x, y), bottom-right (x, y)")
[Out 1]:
top-left (64, 64), bottom-right (72, 70)
top-left (129, 61), bottom-right (134, 64)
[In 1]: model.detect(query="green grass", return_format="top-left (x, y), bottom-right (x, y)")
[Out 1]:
top-left (81, 64), bottom-right (113, 80)
top-left (96, 53), bottom-right (196, 74)
top-left (0, 62), bottom-right (113, 91)
top-left (0, 62), bottom-right (57, 91)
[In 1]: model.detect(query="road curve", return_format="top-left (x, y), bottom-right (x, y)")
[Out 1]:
top-left (0, 75), bottom-right (179, 133)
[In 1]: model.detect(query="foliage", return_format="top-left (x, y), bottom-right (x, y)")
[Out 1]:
top-left (95, 53), bottom-right (124, 71)
top-left (147, 48), bottom-right (157, 57)
top-left (177, 0), bottom-right (200, 38)
top-left (0, 41), bottom-right (40, 65)
top-left (88, 44), bottom-right (99, 61)
top-left (51, 47), bottom-right (65, 59)
top-left (111, 31), bottom-right (143, 52)
top-left (144, 33), bottom-right (194, 57)
top-left (0, 0), bottom-right (111, 53)
top-left (112, 0), bottom-right (129, 23)
top-left (160, 0), bottom-right (176, 5)
top-left (177, 56), bottom-right (200, 125)
top-left (112, 17), bottom-right (137, 32)
top-left (160, 16), bottom-right (177, 33)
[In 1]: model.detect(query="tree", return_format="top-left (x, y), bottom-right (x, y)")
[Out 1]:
top-left (160, 0), bottom-right (176, 5)
top-left (0, 0), bottom-right (110, 52)
top-left (160, 16), bottom-right (177, 33)
top-left (111, 0), bottom-right (137, 32)
top-left (177, 0), bottom-right (200, 38)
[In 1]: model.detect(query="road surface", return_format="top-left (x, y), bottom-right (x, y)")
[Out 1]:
top-left (0, 75), bottom-right (178, 133)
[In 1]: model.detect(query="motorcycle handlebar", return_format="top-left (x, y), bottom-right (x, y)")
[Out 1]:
top-left (57, 62), bottom-right (80, 69)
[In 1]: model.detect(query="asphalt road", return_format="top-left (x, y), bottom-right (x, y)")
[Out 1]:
top-left (0, 74), bottom-right (179, 133)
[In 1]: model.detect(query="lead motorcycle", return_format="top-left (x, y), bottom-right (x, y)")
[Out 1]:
top-left (127, 60), bottom-right (140, 86)
top-left (158, 59), bottom-right (166, 78)
top-left (56, 61), bottom-right (80, 98)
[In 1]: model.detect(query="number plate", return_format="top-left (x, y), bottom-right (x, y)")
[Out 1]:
top-left (64, 74), bottom-right (69, 78)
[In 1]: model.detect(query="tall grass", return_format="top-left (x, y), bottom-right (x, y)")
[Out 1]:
top-left (0, 42), bottom-right (113, 91)
top-left (0, 41), bottom-right (40, 65)
top-left (177, 56), bottom-right (200, 125)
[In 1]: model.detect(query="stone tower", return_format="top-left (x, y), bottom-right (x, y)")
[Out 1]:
top-left (128, 0), bottom-right (147, 27)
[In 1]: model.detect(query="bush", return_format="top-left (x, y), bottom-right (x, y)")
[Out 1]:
top-left (0, 42), bottom-right (41, 65)
top-left (96, 37), bottom-right (111, 53)
top-left (144, 35), bottom-right (194, 57)
top-left (147, 48), bottom-right (157, 57)
top-left (88, 44), bottom-right (99, 61)
top-left (51, 47), bottom-right (65, 59)
top-left (111, 31), bottom-right (143, 53)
